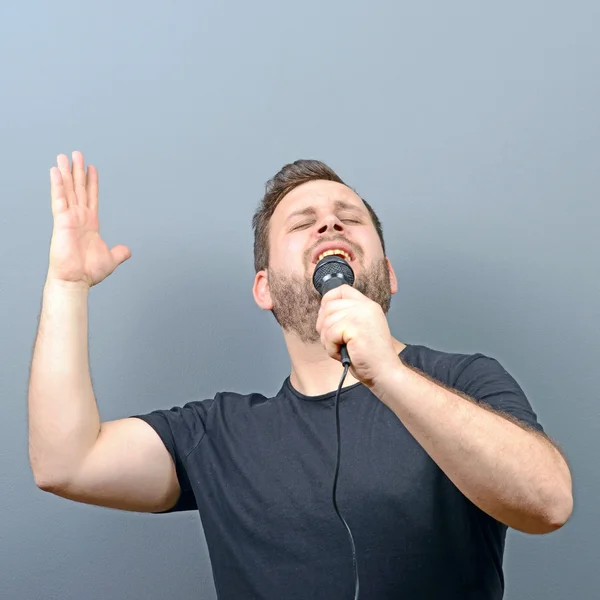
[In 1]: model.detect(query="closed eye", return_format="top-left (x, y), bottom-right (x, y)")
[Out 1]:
top-left (291, 218), bottom-right (361, 232)
top-left (291, 222), bottom-right (312, 231)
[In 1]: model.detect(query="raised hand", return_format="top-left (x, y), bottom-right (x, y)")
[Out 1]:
top-left (47, 152), bottom-right (131, 288)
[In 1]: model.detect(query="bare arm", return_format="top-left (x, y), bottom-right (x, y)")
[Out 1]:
top-left (47, 418), bottom-right (181, 513)
top-left (28, 278), bottom-right (99, 488)
top-left (28, 151), bottom-right (180, 512)
top-left (370, 361), bottom-right (573, 535)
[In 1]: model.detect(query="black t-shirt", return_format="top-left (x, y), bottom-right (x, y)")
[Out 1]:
top-left (132, 343), bottom-right (544, 600)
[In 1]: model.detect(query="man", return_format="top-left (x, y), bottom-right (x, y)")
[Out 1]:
top-left (29, 152), bottom-right (573, 599)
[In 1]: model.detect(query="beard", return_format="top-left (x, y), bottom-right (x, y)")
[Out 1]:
top-left (268, 257), bottom-right (392, 343)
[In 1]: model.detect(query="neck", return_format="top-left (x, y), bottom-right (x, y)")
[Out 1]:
top-left (283, 330), bottom-right (406, 397)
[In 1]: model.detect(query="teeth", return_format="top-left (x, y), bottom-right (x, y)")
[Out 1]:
top-left (317, 249), bottom-right (351, 262)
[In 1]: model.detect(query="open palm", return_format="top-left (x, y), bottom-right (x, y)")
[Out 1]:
top-left (48, 152), bottom-right (131, 287)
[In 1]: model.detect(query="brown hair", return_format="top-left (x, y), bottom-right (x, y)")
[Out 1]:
top-left (252, 159), bottom-right (386, 272)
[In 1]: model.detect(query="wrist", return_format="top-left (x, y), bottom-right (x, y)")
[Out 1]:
top-left (44, 276), bottom-right (91, 295)
top-left (368, 359), bottom-right (409, 404)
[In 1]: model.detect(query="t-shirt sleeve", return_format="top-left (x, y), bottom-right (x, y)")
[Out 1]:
top-left (130, 398), bottom-right (215, 513)
top-left (454, 354), bottom-right (545, 434)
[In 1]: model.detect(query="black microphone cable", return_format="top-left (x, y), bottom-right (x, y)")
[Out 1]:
top-left (312, 253), bottom-right (360, 599)
top-left (332, 361), bottom-right (359, 600)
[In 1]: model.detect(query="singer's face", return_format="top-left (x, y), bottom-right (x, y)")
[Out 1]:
top-left (263, 180), bottom-right (397, 343)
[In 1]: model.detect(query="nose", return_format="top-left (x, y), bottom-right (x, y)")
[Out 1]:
top-left (317, 214), bottom-right (344, 235)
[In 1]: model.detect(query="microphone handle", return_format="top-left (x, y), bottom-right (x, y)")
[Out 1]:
top-left (340, 344), bottom-right (351, 368)
top-left (321, 278), bottom-right (352, 367)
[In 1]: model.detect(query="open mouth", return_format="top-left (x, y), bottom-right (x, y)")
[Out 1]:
top-left (315, 249), bottom-right (352, 263)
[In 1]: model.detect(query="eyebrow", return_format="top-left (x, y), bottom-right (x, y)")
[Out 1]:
top-left (285, 200), bottom-right (364, 223)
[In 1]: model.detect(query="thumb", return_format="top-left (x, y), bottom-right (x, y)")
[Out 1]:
top-left (110, 244), bottom-right (132, 266)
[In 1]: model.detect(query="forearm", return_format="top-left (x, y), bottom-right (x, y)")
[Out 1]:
top-left (28, 278), bottom-right (100, 488)
top-left (370, 361), bottom-right (573, 534)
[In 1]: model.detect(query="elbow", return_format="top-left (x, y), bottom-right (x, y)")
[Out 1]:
top-left (545, 486), bottom-right (573, 532)
top-left (30, 451), bottom-right (75, 493)
top-left (512, 491), bottom-right (572, 535)
top-left (535, 447), bottom-right (574, 534)
top-left (32, 467), bottom-right (70, 494)
top-left (534, 475), bottom-right (574, 534)
top-left (512, 471), bottom-right (573, 535)
top-left (30, 451), bottom-right (61, 492)
top-left (33, 472), bottom-right (61, 493)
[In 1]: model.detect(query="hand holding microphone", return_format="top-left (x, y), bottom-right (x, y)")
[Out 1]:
top-left (313, 254), bottom-right (399, 389)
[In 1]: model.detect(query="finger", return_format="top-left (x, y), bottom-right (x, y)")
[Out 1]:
top-left (322, 286), bottom-right (344, 302)
top-left (56, 154), bottom-right (77, 207)
top-left (110, 244), bottom-right (132, 267)
top-left (321, 287), bottom-right (364, 311)
top-left (317, 298), bottom-right (357, 330)
top-left (320, 298), bottom-right (357, 315)
top-left (322, 321), bottom-right (347, 361)
top-left (49, 167), bottom-right (67, 216)
top-left (86, 164), bottom-right (99, 212)
top-left (72, 151), bottom-right (87, 206)
top-left (334, 284), bottom-right (365, 300)
top-left (324, 309), bottom-right (350, 329)
top-left (322, 283), bottom-right (362, 302)
top-left (320, 310), bottom-right (351, 350)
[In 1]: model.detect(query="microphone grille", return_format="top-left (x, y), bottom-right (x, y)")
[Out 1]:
top-left (312, 255), bottom-right (355, 295)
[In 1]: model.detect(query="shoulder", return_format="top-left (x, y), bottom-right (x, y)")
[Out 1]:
top-left (401, 343), bottom-right (491, 387)
top-left (402, 343), bottom-right (545, 433)
top-left (401, 343), bottom-right (525, 397)
top-left (132, 389), bottom-right (271, 438)
top-left (131, 389), bottom-right (275, 460)
top-left (178, 389), bottom-right (273, 423)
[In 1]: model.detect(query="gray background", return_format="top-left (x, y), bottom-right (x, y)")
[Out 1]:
top-left (1, 1), bottom-right (598, 598)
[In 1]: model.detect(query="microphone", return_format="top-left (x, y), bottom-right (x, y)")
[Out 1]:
top-left (312, 255), bottom-right (355, 367)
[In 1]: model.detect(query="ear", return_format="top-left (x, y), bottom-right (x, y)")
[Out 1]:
top-left (386, 257), bottom-right (398, 295)
top-left (253, 270), bottom-right (274, 310)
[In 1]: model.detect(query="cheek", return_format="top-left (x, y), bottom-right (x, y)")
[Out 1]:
top-left (362, 235), bottom-right (385, 262)
top-left (277, 237), bottom-right (308, 269)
